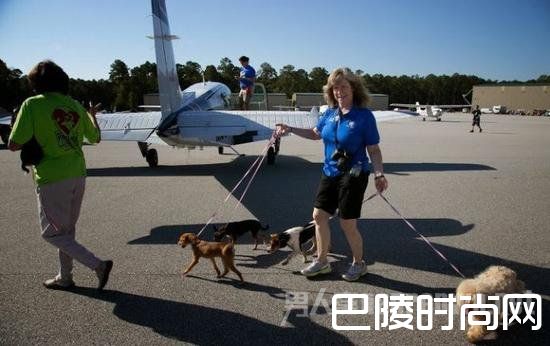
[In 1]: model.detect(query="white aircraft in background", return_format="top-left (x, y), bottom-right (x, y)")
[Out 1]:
top-left (0, 112), bottom-right (12, 144)
top-left (390, 102), bottom-right (470, 121)
top-left (17, 0), bottom-right (415, 167)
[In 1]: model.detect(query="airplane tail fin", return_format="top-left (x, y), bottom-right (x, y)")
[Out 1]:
top-left (151, 0), bottom-right (182, 120)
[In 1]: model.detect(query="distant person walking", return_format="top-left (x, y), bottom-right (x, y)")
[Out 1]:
top-left (470, 105), bottom-right (482, 132)
top-left (237, 56), bottom-right (256, 110)
top-left (8, 60), bottom-right (113, 290)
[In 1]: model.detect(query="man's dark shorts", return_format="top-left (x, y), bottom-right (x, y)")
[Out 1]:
top-left (313, 171), bottom-right (369, 219)
top-left (472, 116), bottom-right (480, 126)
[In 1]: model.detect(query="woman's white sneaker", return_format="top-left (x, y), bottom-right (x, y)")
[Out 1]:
top-left (43, 275), bottom-right (75, 289)
top-left (342, 261), bottom-right (368, 281)
top-left (300, 260), bottom-right (331, 277)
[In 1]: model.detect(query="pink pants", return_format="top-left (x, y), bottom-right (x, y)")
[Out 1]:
top-left (37, 177), bottom-right (101, 279)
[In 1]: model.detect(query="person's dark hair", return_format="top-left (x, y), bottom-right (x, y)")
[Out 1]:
top-left (27, 60), bottom-right (69, 95)
top-left (239, 56), bottom-right (249, 63)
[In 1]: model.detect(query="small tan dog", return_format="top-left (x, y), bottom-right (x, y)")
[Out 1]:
top-left (177, 233), bottom-right (243, 282)
top-left (456, 266), bottom-right (525, 343)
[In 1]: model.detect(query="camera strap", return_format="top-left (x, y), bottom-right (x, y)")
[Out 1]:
top-left (333, 107), bottom-right (363, 165)
top-left (333, 108), bottom-right (342, 148)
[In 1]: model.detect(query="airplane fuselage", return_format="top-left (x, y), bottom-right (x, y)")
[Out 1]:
top-left (157, 81), bottom-right (233, 147)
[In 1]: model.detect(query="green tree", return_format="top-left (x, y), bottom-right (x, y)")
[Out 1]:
top-left (177, 61), bottom-right (202, 89)
top-left (204, 64), bottom-right (222, 83)
top-left (0, 59), bottom-right (29, 111)
top-left (309, 67), bottom-right (329, 93)
top-left (109, 59), bottom-right (131, 111)
top-left (128, 61), bottom-right (157, 109)
top-left (217, 57), bottom-right (239, 92)
top-left (275, 65), bottom-right (310, 97)
top-left (257, 62), bottom-right (278, 91)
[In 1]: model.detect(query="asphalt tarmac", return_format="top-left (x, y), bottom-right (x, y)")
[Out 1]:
top-left (1, 113), bottom-right (548, 345)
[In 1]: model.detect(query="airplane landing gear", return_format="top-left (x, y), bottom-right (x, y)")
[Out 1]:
top-left (138, 141), bottom-right (159, 168)
top-left (219, 145), bottom-right (244, 156)
top-left (146, 149), bottom-right (158, 167)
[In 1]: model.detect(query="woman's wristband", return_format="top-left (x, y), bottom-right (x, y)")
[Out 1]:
top-left (374, 174), bottom-right (385, 180)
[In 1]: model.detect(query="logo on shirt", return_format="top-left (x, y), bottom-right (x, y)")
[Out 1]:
top-left (52, 108), bottom-right (79, 135)
top-left (52, 108), bottom-right (80, 150)
top-left (348, 121), bottom-right (356, 129)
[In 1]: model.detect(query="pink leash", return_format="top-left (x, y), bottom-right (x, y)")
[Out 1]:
top-left (195, 136), bottom-right (467, 279)
top-left (375, 193), bottom-right (467, 278)
top-left (196, 134), bottom-right (277, 237)
top-left (315, 192), bottom-right (466, 278)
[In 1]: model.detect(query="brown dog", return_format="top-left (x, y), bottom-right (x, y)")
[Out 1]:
top-left (177, 232), bottom-right (243, 282)
top-left (456, 266), bottom-right (525, 343)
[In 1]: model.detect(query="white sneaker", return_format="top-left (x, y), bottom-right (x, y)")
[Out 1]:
top-left (43, 275), bottom-right (75, 289)
top-left (342, 261), bottom-right (368, 281)
top-left (300, 260), bottom-right (331, 277)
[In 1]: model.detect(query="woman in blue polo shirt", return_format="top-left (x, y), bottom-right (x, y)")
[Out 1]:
top-left (276, 67), bottom-right (388, 281)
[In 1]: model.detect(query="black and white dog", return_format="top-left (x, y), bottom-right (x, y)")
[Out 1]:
top-left (213, 219), bottom-right (269, 250)
top-left (267, 222), bottom-right (316, 265)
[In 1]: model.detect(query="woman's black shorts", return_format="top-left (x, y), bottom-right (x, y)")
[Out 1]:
top-left (313, 171), bottom-right (369, 219)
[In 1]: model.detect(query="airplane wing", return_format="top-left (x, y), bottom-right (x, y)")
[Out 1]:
top-left (390, 103), bottom-right (470, 109)
top-left (432, 104), bottom-right (471, 109)
top-left (372, 110), bottom-right (418, 121)
top-left (390, 103), bottom-right (418, 108)
top-left (96, 111), bottom-right (162, 143)
top-left (0, 116), bottom-right (11, 126)
top-left (175, 110), bottom-right (318, 142)
top-left (174, 109), bottom-right (415, 143)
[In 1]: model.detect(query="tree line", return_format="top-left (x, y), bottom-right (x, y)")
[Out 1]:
top-left (1, 57), bottom-right (549, 113)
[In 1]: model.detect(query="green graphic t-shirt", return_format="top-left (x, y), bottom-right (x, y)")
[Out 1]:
top-left (9, 93), bottom-right (100, 186)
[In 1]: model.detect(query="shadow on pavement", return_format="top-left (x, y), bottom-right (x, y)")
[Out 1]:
top-left (67, 287), bottom-right (353, 345)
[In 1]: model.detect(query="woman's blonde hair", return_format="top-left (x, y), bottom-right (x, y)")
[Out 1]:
top-left (323, 67), bottom-right (370, 108)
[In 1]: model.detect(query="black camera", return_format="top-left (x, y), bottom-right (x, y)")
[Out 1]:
top-left (331, 149), bottom-right (351, 172)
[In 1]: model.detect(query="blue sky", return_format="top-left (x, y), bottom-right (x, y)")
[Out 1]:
top-left (1, 0), bottom-right (549, 81)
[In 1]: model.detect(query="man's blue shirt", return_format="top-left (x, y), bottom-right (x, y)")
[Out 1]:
top-left (316, 107), bottom-right (380, 177)
top-left (239, 65), bottom-right (256, 89)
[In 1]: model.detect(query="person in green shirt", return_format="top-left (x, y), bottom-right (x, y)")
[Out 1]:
top-left (9, 60), bottom-right (113, 290)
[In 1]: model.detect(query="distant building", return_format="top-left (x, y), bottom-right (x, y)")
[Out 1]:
top-left (143, 93), bottom-right (160, 107)
top-left (369, 94), bottom-right (389, 111)
top-left (472, 84), bottom-right (550, 114)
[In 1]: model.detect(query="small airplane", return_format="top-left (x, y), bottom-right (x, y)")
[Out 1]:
top-left (0, 108), bottom-right (13, 144)
top-left (390, 102), bottom-right (471, 121)
top-left (5, 0), bottom-right (416, 164)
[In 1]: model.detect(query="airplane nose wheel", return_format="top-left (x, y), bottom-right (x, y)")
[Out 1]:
top-left (146, 149), bottom-right (158, 167)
